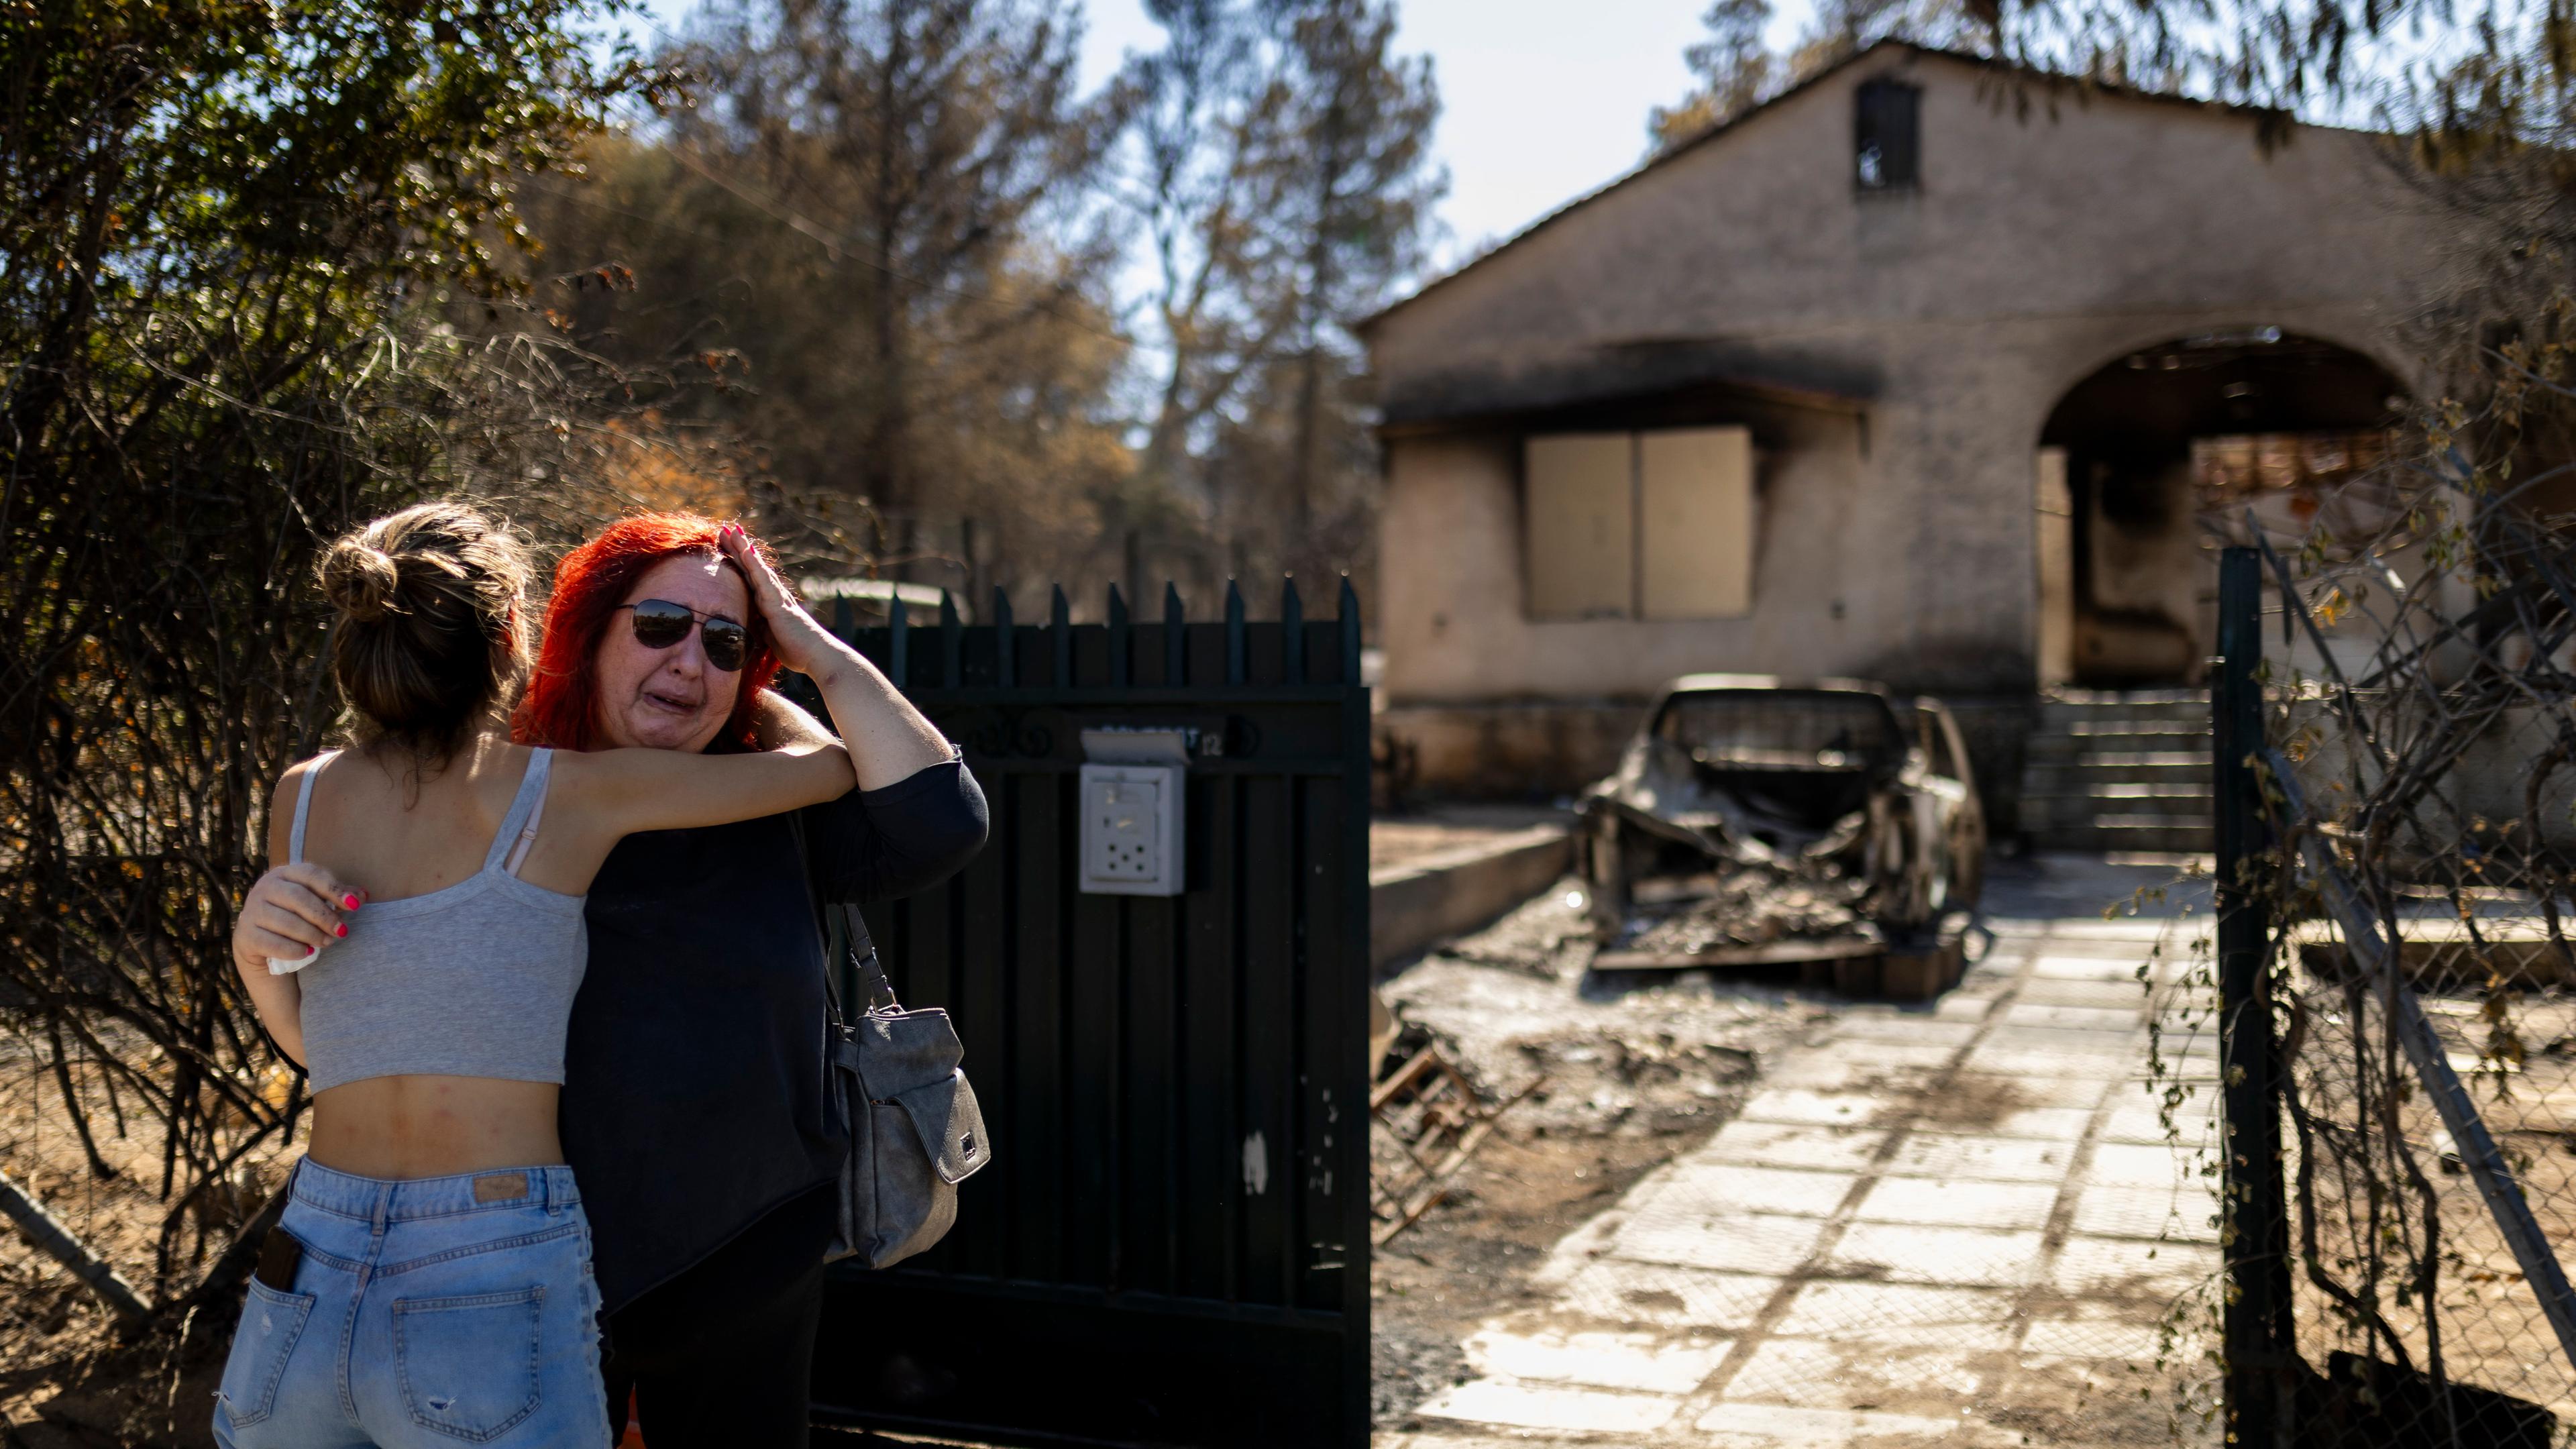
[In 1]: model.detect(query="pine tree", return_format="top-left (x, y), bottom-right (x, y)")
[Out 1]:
top-left (1124, 0), bottom-right (1442, 585)
top-left (523, 0), bottom-right (1135, 587)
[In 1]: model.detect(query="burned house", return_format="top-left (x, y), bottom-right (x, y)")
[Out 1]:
top-left (1360, 42), bottom-right (2452, 827)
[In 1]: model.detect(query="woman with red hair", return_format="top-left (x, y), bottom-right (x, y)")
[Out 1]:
top-left (531, 514), bottom-right (984, 1447)
top-left (241, 512), bottom-right (985, 1447)
top-left (513, 511), bottom-right (791, 754)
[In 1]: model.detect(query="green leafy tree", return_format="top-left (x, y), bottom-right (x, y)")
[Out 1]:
top-left (0, 0), bottom-right (661, 1384)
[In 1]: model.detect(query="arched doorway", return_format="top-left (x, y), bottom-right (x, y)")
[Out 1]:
top-left (2034, 330), bottom-right (2406, 688)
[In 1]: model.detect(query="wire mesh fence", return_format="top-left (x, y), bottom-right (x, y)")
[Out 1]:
top-left (2270, 955), bottom-right (2576, 1444)
top-left (2229, 489), bottom-right (2576, 1446)
top-left (0, 1017), bottom-right (306, 1441)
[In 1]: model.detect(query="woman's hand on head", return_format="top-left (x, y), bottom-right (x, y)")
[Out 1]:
top-left (720, 523), bottom-right (845, 681)
top-left (233, 863), bottom-right (362, 977)
top-left (720, 522), bottom-right (951, 789)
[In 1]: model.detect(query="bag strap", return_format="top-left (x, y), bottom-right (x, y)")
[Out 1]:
top-left (786, 809), bottom-right (900, 1018)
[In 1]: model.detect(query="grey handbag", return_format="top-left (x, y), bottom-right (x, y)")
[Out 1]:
top-left (792, 816), bottom-right (991, 1269)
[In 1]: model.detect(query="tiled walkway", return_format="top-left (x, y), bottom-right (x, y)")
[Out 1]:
top-left (1385, 859), bottom-right (2224, 1448)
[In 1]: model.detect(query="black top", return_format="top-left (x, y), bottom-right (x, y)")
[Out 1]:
top-left (560, 757), bottom-right (988, 1315)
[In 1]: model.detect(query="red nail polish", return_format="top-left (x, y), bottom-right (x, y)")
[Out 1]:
top-left (343, 894), bottom-right (361, 910)
top-left (335, 923), bottom-right (348, 938)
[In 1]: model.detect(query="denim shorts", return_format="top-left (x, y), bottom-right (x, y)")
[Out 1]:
top-left (211, 1159), bottom-right (610, 1449)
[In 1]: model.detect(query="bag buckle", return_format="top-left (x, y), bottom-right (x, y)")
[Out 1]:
top-left (855, 948), bottom-right (900, 1014)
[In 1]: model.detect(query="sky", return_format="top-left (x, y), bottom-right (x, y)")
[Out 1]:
top-left (1069, 0), bottom-right (1787, 269)
top-left (627, 0), bottom-right (1819, 272)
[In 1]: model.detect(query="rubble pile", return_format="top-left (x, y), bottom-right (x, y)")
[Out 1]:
top-left (1380, 880), bottom-right (1827, 1140)
top-left (1435, 882), bottom-right (1601, 979)
top-left (1615, 865), bottom-right (1867, 955)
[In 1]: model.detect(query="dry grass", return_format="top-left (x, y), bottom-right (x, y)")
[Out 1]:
top-left (1, 1030), bottom-right (300, 1448)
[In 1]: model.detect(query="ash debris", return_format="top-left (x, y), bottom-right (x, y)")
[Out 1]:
top-left (1613, 865), bottom-right (1867, 956)
top-left (1370, 1319), bottom-right (1470, 1426)
top-left (1379, 878), bottom-right (1829, 1140)
top-left (1366, 878), bottom-right (1838, 1433)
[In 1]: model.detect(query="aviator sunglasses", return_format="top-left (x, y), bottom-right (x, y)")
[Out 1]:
top-left (616, 598), bottom-right (751, 672)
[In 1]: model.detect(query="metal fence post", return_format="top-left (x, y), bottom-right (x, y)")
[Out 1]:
top-left (2216, 545), bottom-right (2294, 1444)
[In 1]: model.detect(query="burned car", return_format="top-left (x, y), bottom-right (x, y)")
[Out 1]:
top-left (1580, 675), bottom-right (1985, 951)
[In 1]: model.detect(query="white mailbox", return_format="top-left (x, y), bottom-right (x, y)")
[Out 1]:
top-left (1078, 727), bottom-right (1191, 896)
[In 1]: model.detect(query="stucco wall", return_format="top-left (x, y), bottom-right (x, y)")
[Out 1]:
top-left (1366, 47), bottom-right (2449, 707)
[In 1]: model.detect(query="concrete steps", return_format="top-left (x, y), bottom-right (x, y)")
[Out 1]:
top-left (2020, 690), bottom-right (2214, 855)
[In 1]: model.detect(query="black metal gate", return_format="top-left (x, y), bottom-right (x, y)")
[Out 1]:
top-left (806, 580), bottom-right (1373, 1449)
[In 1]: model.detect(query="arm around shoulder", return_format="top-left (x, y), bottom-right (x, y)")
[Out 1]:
top-left (561, 737), bottom-right (858, 841)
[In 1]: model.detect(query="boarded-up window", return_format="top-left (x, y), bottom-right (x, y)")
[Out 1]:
top-left (1854, 78), bottom-right (1919, 190)
top-left (1524, 427), bottom-right (1756, 621)
top-left (1523, 433), bottom-right (1634, 619)
top-left (1640, 427), bottom-right (1754, 619)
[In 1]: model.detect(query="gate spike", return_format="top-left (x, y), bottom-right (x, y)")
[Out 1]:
top-left (888, 590), bottom-right (909, 688)
top-left (992, 586), bottom-right (1015, 689)
top-left (1108, 584), bottom-right (1130, 686)
top-left (1281, 576), bottom-right (1305, 684)
top-left (1051, 584), bottom-right (1072, 687)
top-left (1339, 574), bottom-right (1362, 687)
top-left (1163, 582), bottom-right (1185, 686)
top-left (937, 590), bottom-right (962, 688)
top-left (1224, 579), bottom-right (1246, 686)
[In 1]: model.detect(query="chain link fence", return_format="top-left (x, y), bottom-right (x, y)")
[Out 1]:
top-left (2223, 490), bottom-right (2576, 1445)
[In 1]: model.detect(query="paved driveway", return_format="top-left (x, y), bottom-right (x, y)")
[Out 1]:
top-left (1382, 856), bottom-right (2224, 1448)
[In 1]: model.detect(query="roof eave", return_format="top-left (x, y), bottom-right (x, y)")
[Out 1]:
top-left (1355, 38), bottom-right (2306, 337)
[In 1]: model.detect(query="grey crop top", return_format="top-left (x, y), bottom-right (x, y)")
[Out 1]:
top-left (288, 748), bottom-right (589, 1094)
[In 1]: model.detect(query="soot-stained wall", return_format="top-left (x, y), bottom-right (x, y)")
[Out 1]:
top-left (1364, 44), bottom-right (2445, 714)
